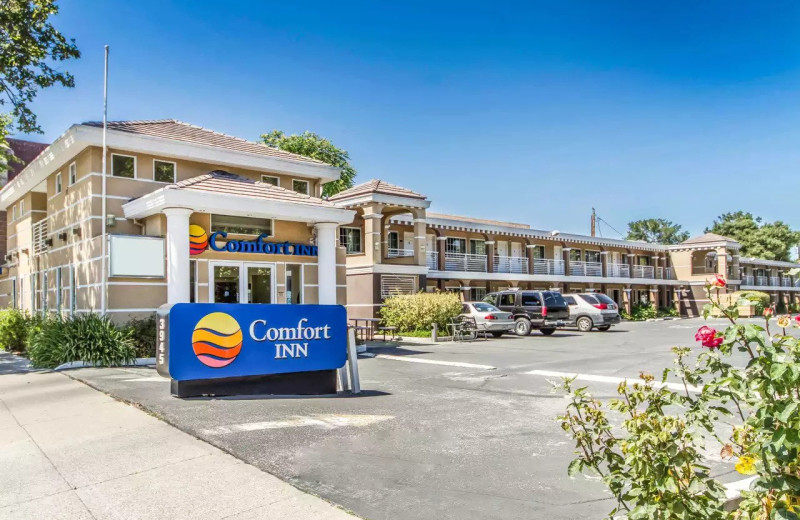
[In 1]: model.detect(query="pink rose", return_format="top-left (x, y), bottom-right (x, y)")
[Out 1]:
top-left (764, 307), bottom-right (774, 318)
top-left (695, 326), bottom-right (723, 349)
top-left (710, 274), bottom-right (726, 288)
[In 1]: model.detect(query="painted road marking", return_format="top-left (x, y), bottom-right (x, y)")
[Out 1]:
top-left (200, 414), bottom-right (394, 436)
top-left (524, 369), bottom-right (701, 393)
top-left (361, 352), bottom-right (495, 370)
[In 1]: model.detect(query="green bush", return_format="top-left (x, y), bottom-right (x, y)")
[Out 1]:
top-left (380, 291), bottom-right (463, 332)
top-left (125, 314), bottom-right (157, 358)
top-left (733, 290), bottom-right (770, 314)
top-left (0, 308), bottom-right (33, 352)
top-left (790, 302), bottom-right (800, 314)
top-left (28, 314), bottom-right (135, 369)
top-left (621, 303), bottom-right (658, 321)
top-left (657, 306), bottom-right (679, 318)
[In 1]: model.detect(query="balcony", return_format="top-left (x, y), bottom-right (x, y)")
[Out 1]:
top-left (427, 251), bottom-right (438, 270)
top-left (742, 275), bottom-right (755, 285)
top-left (632, 265), bottom-right (655, 279)
top-left (782, 277), bottom-right (792, 287)
top-left (32, 219), bottom-right (48, 256)
top-left (444, 252), bottom-right (487, 272)
top-left (569, 260), bottom-right (602, 277)
top-left (607, 263), bottom-right (630, 278)
top-left (386, 248), bottom-right (414, 258)
top-left (495, 255), bottom-right (528, 274)
top-left (532, 258), bottom-right (565, 275)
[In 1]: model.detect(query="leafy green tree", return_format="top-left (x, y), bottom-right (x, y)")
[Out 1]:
top-left (260, 130), bottom-right (356, 196)
top-left (706, 212), bottom-right (800, 261)
top-left (0, 0), bottom-right (80, 170)
top-left (626, 218), bottom-right (689, 245)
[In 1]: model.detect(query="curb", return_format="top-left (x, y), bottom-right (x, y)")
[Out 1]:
top-left (54, 357), bottom-right (156, 371)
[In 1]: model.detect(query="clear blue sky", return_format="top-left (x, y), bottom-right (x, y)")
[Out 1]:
top-left (18, 0), bottom-right (800, 238)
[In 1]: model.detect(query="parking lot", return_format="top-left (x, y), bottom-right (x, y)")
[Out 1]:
top-left (70, 318), bottom-right (755, 520)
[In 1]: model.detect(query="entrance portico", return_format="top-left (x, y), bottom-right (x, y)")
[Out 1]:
top-left (123, 171), bottom-right (355, 306)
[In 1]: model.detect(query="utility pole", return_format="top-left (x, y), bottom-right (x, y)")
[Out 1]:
top-left (591, 207), bottom-right (596, 237)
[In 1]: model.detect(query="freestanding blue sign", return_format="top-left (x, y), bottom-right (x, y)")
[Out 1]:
top-left (156, 303), bottom-right (348, 384)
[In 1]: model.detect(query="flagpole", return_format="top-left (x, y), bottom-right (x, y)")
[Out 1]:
top-left (101, 45), bottom-right (109, 315)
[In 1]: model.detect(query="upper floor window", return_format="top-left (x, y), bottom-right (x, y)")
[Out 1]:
top-left (388, 231), bottom-right (399, 250)
top-left (292, 179), bottom-right (309, 195)
top-left (339, 227), bottom-right (362, 254)
top-left (111, 154), bottom-right (136, 178)
top-left (470, 239), bottom-right (486, 255)
top-left (569, 249), bottom-right (582, 262)
top-left (55, 172), bottom-right (62, 194)
top-left (19, 200), bottom-right (24, 217)
top-left (154, 160), bottom-right (176, 183)
top-left (585, 250), bottom-right (601, 263)
top-left (531, 245), bottom-right (545, 259)
top-left (11, 204), bottom-right (16, 221)
top-left (68, 162), bottom-right (77, 185)
top-left (446, 237), bottom-right (466, 254)
top-left (261, 175), bottom-right (279, 186)
top-left (210, 214), bottom-right (272, 236)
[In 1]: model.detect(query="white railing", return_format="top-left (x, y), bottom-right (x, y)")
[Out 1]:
top-left (32, 219), bottom-right (48, 256)
top-left (427, 251), bottom-right (439, 270)
top-left (756, 276), bottom-right (768, 286)
top-left (782, 277), bottom-right (792, 287)
top-left (387, 248), bottom-right (414, 258)
top-left (445, 252), bottom-right (487, 272)
top-left (495, 255), bottom-right (528, 274)
top-left (607, 263), bottom-right (630, 278)
top-left (570, 261), bottom-right (602, 277)
top-left (796, 279), bottom-right (800, 288)
top-left (770, 276), bottom-right (781, 287)
top-left (632, 265), bottom-right (655, 279)
top-left (742, 275), bottom-right (755, 285)
top-left (664, 267), bottom-right (673, 280)
top-left (532, 258), bottom-right (565, 275)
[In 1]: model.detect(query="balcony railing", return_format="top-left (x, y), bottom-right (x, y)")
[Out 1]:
top-left (32, 219), bottom-right (48, 256)
top-left (532, 258), bottom-right (565, 275)
top-left (607, 263), bottom-right (630, 278)
top-left (742, 275), bottom-right (755, 285)
top-left (756, 276), bottom-right (768, 286)
top-left (387, 248), bottom-right (414, 258)
top-left (495, 255), bottom-right (528, 274)
top-left (770, 276), bottom-right (780, 287)
top-left (427, 251), bottom-right (438, 270)
top-left (632, 265), bottom-right (655, 279)
top-left (445, 252), bottom-right (487, 272)
top-left (782, 277), bottom-right (792, 287)
top-left (570, 260), bottom-right (602, 277)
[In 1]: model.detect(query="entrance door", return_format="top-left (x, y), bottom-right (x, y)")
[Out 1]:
top-left (210, 261), bottom-right (275, 303)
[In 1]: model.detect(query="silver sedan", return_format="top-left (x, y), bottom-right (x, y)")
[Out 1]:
top-left (461, 302), bottom-right (515, 337)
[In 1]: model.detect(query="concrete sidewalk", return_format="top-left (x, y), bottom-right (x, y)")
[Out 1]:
top-left (0, 353), bottom-right (358, 520)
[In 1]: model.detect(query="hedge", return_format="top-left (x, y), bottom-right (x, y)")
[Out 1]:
top-left (380, 291), bottom-right (463, 332)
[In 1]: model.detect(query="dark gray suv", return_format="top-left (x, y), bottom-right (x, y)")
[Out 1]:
top-left (484, 290), bottom-right (569, 336)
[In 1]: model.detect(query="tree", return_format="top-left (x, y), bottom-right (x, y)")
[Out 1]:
top-left (0, 0), bottom-right (80, 169)
top-left (260, 130), bottom-right (355, 196)
top-left (626, 218), bottom-right (689, 245)
top-left (706, 211), bottom-right (800, 261)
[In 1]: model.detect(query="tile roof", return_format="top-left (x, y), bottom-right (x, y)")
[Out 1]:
top-left (7, 139), bottom-right (49, 181)
top-left (82, 120), bottom-right (326, 165)
top-left (681, 232), bottom-right (739, 245)
top-left (329, 179), bottom-right (427, 201)
top-left (168, 170), bottom-right (337, 208)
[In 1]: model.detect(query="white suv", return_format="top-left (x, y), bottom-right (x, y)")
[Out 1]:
top-left (562, 293), bottom-right (621, 332)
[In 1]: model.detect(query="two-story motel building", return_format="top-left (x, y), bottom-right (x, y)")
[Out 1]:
top-left (0, 120), bottom-right (797, 323)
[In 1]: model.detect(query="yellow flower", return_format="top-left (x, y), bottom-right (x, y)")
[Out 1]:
top-left (735, 455), bottom-right (757, 475)
top-left (777, 315), bottom-right (791, 328)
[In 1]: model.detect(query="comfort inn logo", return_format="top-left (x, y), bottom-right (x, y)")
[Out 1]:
top-left (187, 224), bottom-right (319, 257)
top-left (191, 312), bottom-right (243, 368)
top-left (189, 225), bottom-right (209, 256)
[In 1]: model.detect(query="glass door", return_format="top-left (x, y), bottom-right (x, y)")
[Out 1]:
top-left (210, 262), bottom-right (275, 303)
top-left (212, 263), bottom-right (241, 303)
top-left (245, 263), bottom-right (273, 304)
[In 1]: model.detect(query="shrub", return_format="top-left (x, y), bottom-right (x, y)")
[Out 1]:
top-left (125, 314), bottom-right (157, 358)
top-left (380, 291), bottom-right (463, 332)
top-left (733, 290), bottom-right (770, 314)
top-left (656, 306), bottom-right (679, 318)
top-left (28, 313), bottom-right (135, 369)
top-left (790, 302), bottom-right (800, 314)
top-left (0, 308), bottom-right (33, 352)
top-left (621, 303), bottom-right (657, 321)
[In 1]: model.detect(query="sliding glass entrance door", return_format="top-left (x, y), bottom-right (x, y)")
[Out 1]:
top-left (209, 261), bottom-right (275, 304)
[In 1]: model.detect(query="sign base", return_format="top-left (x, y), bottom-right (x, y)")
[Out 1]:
top-left (170, 369), bottom-right (338, 398)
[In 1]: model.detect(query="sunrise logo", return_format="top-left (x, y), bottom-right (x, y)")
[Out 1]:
top-left (189, 225), bottom-right (209, 255)
top-left (191, 312), bottom-right (243, 368)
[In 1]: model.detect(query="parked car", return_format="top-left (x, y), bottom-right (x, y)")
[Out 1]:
top-left (483, 290), bottom-right (569, 336)
top-left (461, 302), bottom-right (515, 337)
top-left (562, 293), bottom-right (621, 332)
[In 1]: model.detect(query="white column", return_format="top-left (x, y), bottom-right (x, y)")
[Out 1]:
top-left (315, 222), bottom-right (338, 305)
top-left (164, 208), bottom-right (192, 305)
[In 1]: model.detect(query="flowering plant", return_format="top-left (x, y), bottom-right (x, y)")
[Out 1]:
top-left (557, 276), bottom-right (800, 519)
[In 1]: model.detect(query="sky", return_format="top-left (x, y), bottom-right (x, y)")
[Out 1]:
top-left (16, 0), bottom-right (800, 238)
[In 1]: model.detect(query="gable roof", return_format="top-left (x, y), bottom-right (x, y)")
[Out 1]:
top-left (167, 170), bottom-right (337, 208)
top-left (82, 119), bottom-right (326, 165)
top-left (681, 232), bottom-right (739, 245)
top-left (329, 179), bottom-right (426, 201)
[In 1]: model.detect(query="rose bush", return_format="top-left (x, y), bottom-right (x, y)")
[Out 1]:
top-left (558, 277), bottom-right (800, 519)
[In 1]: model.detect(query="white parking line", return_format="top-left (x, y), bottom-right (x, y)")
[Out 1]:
top-left (524, 369), bottom-right (701, 393)
top-left (200, 414), bottom-right (394, 435)
top-left (361, 352), bottom-right (496, 370)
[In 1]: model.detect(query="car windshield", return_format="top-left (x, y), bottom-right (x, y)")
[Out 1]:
top-left (544, 292), bottom-right (566, 306)
top-left (580, 294), bottom-right (600, 305)
top-left (472, 303), bottom-right (498, 313)
top-left (596, 294), bottom-right (616, 305)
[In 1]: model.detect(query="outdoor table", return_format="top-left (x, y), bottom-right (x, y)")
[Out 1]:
top-left (349, 318), bottom-right (381, 341)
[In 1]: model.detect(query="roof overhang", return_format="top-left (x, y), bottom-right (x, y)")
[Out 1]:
top-left (123, 187), bottom-right (355, 224)
top-left (0, 124), bottom-right (343, 210)
top-left (331, 193), bottom-right (430, 209)
top-left (667, 241), bottom-right (741, 251)
top-left (739, 256), bottom-right (800, 269)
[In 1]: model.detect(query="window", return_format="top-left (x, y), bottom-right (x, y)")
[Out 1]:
top-left (446, 237), bottom-right (466, 253)
top-left (55, 173), bottom-right (62, 194)
top-left (521, 292), bottom-right (541, 306)
top-left (544, 292), bottom-right (566, 306)
top-left (68, 162), bottom-right (77, 185)
top-left (111, 154), bottom-right (136, 178)
top-left (339, 227), bottom-right (362, 254)
top-left (69, 266), bottom-right (76, 315)
top-left (499, 293), bottom-right (516, 306)
top-left (569, 249), bottom-right (582, 262)
top-left (210, 214), bottom-right (272, 236)
top-left (380, 275), bottom-right (416, 297)
top-left (11, 204), bottom-right (16, 221)
top-left (286, 264), bottom-right (302, 304)
top-left (585, 250), bottom-right (601, 263)
top-left (579, 294), bottom-right (600, 305)
top-left (55, 269), bottom-right (62, 312)
top-left (531, 245), bottom-right (545, 259)
top-left (261, 175), bottom-right (279, 186)
top-left (483, 293), bottom-right (497, 305)
top-left (472, 302), bottom-right (497, 313)
top-left (470, 287), bottom-right (487, 301)
top-left (388, 231), bottom-right (399, 250)
top-left (20, 200), bottom-right (24, 217)
top-left (563, 296), bottom-right (577, 305)
top-left (470, 239), bottom-right (486, 255)
top-left (292, 179), bottom-right (309, 195)
top-left (154, 160), bottom-right (176, 183)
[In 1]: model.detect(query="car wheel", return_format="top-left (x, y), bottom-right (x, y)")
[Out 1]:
top-left (514, 318), bottom-right (532, 336)
top-left (577, 317), bottom-right (593, 332)
top-left (597, 325), bottom-right (611, 331)
top-left (491, 331), bottom-right (504, 338)
top-left (540, 328), bottom-right (556, 336)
